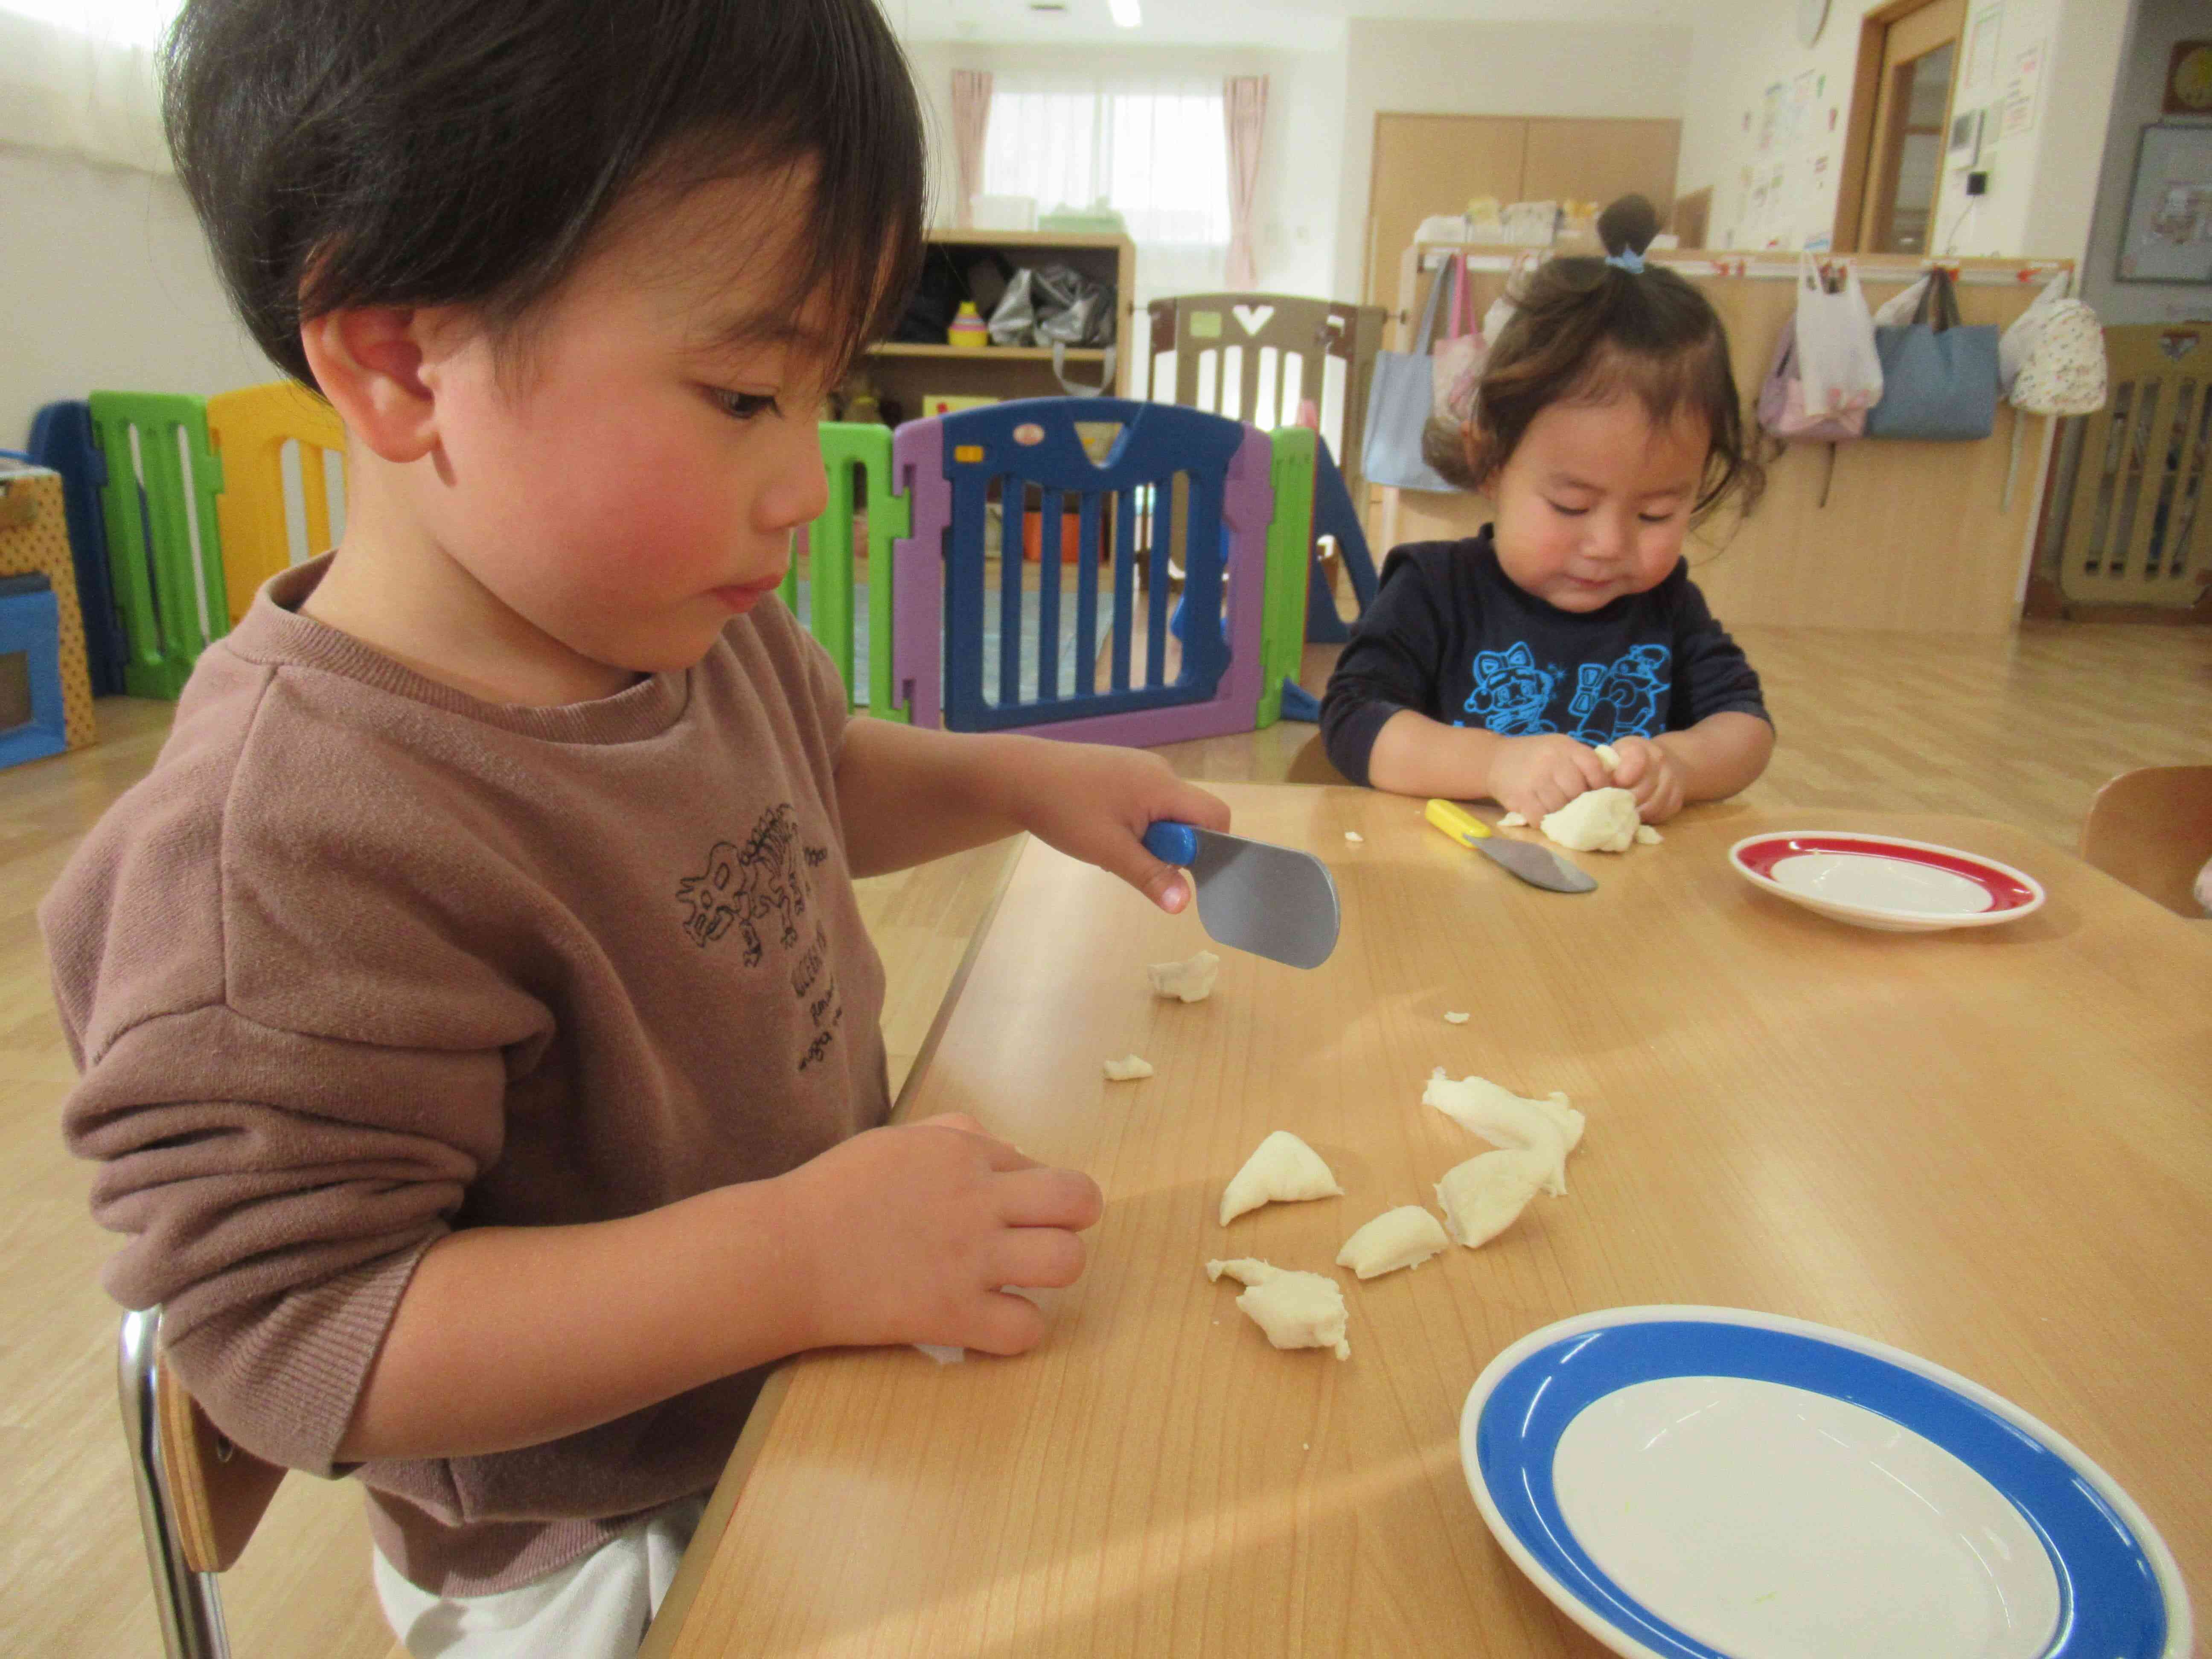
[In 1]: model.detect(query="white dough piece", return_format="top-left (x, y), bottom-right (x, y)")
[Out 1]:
top-left (1336, 1206), bottom-right (1450, 1279)
top-left (1634, 824), bottom-right (1663, 844)
top-left (1443, 1010), bottom-right (1470, 1025)
top-left (1424, 1069), bottom-right (1577, 1193)
top-left (1219, 1130), bottom-right (1343, 1224)
top-left (1344, 830), bottom-right (1364, 844)
top-left (1593, 743), bottom-right (1622, 773)
top-left (1496, 812), bottom-right (1528, 828)
top-left (1102, 1054), bottom-right (1154, 1081)
top-left (1538, 786), bottom-right (1641, 853)
top-left (913, 1343), bottom-right (965, 1365)
top-left (1146, 950), bottom-right (1222, 1003)
top-left (1435, 1150), bottom-right (1548, 1248)
top-left (1204, 1257), bottom-right (1349, 1358)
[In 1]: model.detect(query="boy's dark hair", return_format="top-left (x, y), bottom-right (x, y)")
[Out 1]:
top-left (163, 0), bottom-right (927, 388)
top-left (1422, 195), bottom-right (1763, 521)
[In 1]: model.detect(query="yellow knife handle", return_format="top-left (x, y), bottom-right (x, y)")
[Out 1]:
top-left (1424, 798), bottom-right (1493, 844)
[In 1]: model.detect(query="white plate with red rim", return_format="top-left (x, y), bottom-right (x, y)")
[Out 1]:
top-left (1728, 832), bottom-right (2046, 932)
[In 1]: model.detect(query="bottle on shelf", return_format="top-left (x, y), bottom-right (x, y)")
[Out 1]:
top-left (947, 301), bottom-right (989, 349)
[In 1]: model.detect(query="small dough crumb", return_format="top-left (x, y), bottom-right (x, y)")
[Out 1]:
top-left (1336, 1206), bottom-right (1450, 1279)
top-left (1538, 787), bottom-right (1641, 854)
top-left (1147, 950), bottom-right (1222, 1003)
top-left (1593, 743), bottom-right (1622, 774)
top-left (913, 1343), bottom-right (965, 1365)
top-left (1424, 1069), bottom-right (1582, 1193)
top-left (1435, 1151), bottom-right (1548, 1247)
top-left (1443, 1010), bottom-right (1471, 1025)
top-left (1102, 1054), bottom-right (1154, 1081)
top-left (1343, 830), bottom-right (1364, 844)
top-left (1204, 1257), bottom-right (1350, 1358)
top-left (1634, 824), bottom-right (1663, 845)
top-left (1496, 812), bottom-right (1529, 829)
top-left (1220, 1130), bottom-right (1343, 1225)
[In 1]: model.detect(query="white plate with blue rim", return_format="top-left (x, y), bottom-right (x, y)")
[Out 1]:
top-left (1461, 1307), bottom-right (2192, 1659)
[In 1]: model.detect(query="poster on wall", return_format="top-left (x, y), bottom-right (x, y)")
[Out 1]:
top-left (2117, 123), bottom-right (2212, 285)
top-left (1999, 39), bottom-right (2045, 142)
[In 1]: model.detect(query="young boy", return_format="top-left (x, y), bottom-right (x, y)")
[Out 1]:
top-left (44, 1), bottom-right (1227, 1650)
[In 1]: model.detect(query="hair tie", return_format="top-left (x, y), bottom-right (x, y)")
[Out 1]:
top-left (1604, 249), bottom-right (1646, 274)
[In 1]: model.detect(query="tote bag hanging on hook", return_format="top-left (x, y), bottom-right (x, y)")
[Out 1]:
top-left (1363, 254), bottom-right (1463, 492)
top-left (1864, 267), bottom-right (1999, 441)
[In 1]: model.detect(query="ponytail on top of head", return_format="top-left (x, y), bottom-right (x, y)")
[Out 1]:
top-left (1419, 193), bottom-right (1762, 522)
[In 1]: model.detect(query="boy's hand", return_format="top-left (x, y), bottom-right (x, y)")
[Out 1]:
top-left (1484, 735), bottom-right (1613, 823)
top-left (1006, 742), bottom-right (1231, 914)
top-left (777, 1115), bottom-right (1104, 1357)
top-left (1604, 736), bottom-right (1686, 823)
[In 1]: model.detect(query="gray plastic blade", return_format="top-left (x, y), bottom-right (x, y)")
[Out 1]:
top-left (1475, 835), bottom-right (1596, 893)
top-left (1183, 827), bottom-right (1342, 969)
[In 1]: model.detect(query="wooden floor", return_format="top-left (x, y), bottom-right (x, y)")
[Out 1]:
top-left (5, 621), bottom-right (2206, 1656)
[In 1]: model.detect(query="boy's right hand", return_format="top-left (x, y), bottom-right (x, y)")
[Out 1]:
top-left (777, 1115), bottom-right (1104, 1357)
top-left (1484, 735), bottom-right (1614, 822)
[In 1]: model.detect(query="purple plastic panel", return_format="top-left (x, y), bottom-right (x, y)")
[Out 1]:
top-left (993, 421), bottom-right (1274, 747)
top-left (890, 418), bottom-right (947, 730)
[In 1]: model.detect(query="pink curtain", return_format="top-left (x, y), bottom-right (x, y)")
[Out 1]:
top-left (1222, 76), bottom-right (1268, 290)
top-left (952, 70), bottom-right (992, 229)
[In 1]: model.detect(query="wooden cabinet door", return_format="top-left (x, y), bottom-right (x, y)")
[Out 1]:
top-left (1518, 118), bottom-right (1683, 222)
top-left (1365, 114), bottom-right (1525, 313)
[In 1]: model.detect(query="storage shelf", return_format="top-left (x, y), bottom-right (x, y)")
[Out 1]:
top-left (870, 343), bottom-right (1110, 361)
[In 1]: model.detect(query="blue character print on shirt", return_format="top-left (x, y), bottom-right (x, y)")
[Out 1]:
top-left (1464, 642), bottom-right (1562, 736)
top-left (1567, 645), bottom-right (1671, 743)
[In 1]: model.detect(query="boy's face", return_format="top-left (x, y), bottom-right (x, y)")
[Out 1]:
top-left (411, 168), bottom-right (837, 682)
top-left (1484, 397), bottom-right (1708, 612)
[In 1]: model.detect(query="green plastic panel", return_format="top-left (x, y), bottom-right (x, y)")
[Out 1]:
top-left (87, 391), bottom-right (228, 700)
top-left (1257, 426), bottom-right (1316, 730)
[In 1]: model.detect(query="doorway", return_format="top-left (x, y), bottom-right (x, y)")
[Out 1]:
top-left (1836, 0), bottom-right (1966, 254)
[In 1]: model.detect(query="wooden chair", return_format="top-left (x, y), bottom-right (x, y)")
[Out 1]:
top-left (2079, 765), bottom-right (2212, 918)
top-left (118, 1307), bottom-right (406, 1659)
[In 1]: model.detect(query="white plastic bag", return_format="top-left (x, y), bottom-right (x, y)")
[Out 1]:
top-left (1871, 275), bottom-right (1930, 328)
top-left (1793, 254), bottom-right (1885, 416)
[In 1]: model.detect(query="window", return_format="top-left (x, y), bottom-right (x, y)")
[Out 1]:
top-left (1, 0), bottom-right (179, 48)
top-left (983, 78), bottom-right (1231, 302)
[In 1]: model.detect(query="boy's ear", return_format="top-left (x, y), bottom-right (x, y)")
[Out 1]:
top-left (299, 306), bottom-right (450, 464)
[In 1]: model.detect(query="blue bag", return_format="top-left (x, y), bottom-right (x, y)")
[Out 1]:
top-left (1361, 255), bottom-right (1461, 492)
top-left (1864, 268), bottom-right (1999, 441)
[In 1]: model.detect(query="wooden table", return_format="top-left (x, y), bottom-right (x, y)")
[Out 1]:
top-left (645, 787), bottom-right (2211, 1658)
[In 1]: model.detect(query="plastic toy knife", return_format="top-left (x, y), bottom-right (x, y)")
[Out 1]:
top-left (1141, 821), bottom-right (1341, 969)
top-left (1424, 798), bottom-right (1596, 894)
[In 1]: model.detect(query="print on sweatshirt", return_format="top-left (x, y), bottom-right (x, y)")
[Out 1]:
top-left (1461, 641), bottom-right (1673, 744)
top-left (677, 803), bottom-right (847, 1071)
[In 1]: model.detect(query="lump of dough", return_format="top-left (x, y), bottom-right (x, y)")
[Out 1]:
top-left (1103, 1054), bottom-right (1154, 1081)
top-left (1336, 1206), bottom-right (1450, 1279)
top-left (1220, 1130), bottom-right (1343, 1225)
top-left (1443, 1010), bottom-right (1470, 1025)
top-left (1423, 1069), bottom-right (1578, 1194)
top-left (1635, 824), bottom-right (1662, 844)
top-left (1593, 743), bottom-right (1622, 773)
top-left (1147, 950), bottom-right (1221, 1003)
top-left (1344, 830), bottom-right (1364, 844)
top-left (1204, 1257), bottom-right (1349, 1358)
top-left (1435, 1150), bottom-right (1548, 1247)
top-left (1496, 812), bottom-right (1529, 828)
top-left (1538, 786), bottom-right (1641, 853)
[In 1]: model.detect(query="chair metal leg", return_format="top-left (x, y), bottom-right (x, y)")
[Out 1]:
top-left (119, 1309), bottom-right (233, 1659)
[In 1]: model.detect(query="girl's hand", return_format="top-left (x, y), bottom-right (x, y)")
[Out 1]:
top-left (777, 1115), bottom-right (1104, 1356)
top-left (1484, 736), bottom-right (1612, 822)
top-left (1007, 742), bottom-right (1231, 913)
top-left (1605, 736), bottom-right (1686, 823)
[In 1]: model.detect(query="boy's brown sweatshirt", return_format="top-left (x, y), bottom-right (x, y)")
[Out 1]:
top-left (41, 558), bottom-right (890, 1595)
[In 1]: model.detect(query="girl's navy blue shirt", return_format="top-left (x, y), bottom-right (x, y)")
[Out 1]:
top-left (1319, 527), bottom-right (1770, 786)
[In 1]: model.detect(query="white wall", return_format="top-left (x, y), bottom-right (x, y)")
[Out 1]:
top-left (900, 39), bottom-right (1341, 302)
top-left (1333, 19), bottom-right (1694, 302)
top-left (2078, 0), bottom-right (2212, 325)
top-left (0, 144), bottom-right (271, 447)
top-left (1675, 0), bottom-right (2129, 262)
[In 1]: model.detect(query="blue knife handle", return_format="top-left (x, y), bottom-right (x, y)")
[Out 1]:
top-left (1143, 821), bottom-right (1199, 866)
